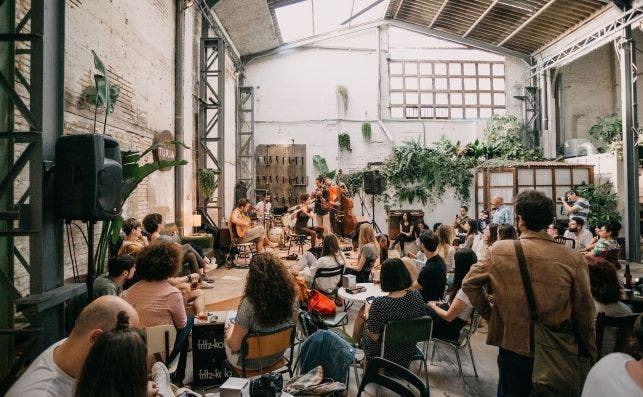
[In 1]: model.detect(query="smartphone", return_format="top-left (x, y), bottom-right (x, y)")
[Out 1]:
top-left (366, 296), bottom-right (375, 304)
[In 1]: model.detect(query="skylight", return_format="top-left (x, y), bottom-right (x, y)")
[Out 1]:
top-left (274, 0), bottom-right (389, 43)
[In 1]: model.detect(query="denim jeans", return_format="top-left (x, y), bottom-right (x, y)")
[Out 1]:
top-left (168, 315), bottom-right (194, 384)
top-left (497, 348), bottom-right (534, 397)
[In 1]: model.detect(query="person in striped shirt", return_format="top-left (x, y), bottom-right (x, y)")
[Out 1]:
top-left (561, 190), bottom-right (590, 228)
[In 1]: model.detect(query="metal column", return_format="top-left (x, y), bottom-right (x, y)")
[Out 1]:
top-left (197, 19), bottom-right (225, 225)
top-left (619, 24), bottom-right (641, 262)
top-left (236, 86), bottom-right (254, 202)
top-left (0, 0), bottom-right (85, 390)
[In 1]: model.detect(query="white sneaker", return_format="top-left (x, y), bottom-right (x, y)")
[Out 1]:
top-left (152, 362), bottom-right (173, 397)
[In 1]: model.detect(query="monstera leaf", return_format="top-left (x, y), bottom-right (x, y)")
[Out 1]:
top-left (312, 155), bottom-right (337, 180)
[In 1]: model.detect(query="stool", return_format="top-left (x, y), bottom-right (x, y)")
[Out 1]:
top-left (235, 242), bottom-right (255, 266)
top-left (288, 234), bottom-right (309, 256)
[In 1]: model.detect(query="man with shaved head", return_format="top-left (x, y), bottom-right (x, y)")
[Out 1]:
top-left (6, 295), bottom-right (139, 396)
top-left (491, 196), bottom-right (514, 225)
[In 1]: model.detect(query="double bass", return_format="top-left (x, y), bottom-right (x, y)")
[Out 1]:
top-left (337, 171), bottom-right (357, 237)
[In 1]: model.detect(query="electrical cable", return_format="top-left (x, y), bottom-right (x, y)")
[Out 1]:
top-left (66, 224), bottom-right (79, 283)
top-left (70, 222), bottom-right (89, 245)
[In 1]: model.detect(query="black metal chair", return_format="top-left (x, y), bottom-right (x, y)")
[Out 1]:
top-left (554, 235), bottom-right (575, 249)
top-left (357, 357), bottom-right (430, 397)
top-left (311, 265), bottom-right (348, 330)
top-left (596, 312), bottom-right (641, 358)
top-left (381, 315), bottom-right (433, 386)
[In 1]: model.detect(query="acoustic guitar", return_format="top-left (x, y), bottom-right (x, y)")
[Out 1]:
top-left (234, 209), bottom-right (252, 238)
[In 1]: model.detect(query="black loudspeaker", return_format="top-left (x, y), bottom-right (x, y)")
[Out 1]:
top-left (55, 134), bottom-right (123, 221)
top-left (363, 170), bottom-right (383, 195)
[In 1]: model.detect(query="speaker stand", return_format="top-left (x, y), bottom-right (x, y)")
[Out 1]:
top-left (371, 193), bottom-right (382, 234)
top-left (86, 221), bottom-right (95, 301)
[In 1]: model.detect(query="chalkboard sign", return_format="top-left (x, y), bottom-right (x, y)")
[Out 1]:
top-left (192, 316), bottom-right (233, 387)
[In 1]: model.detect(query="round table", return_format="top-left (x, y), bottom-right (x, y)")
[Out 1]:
top-left (337, 282), bottom-right (389, 303)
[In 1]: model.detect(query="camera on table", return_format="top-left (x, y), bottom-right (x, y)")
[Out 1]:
top-left (250, 373), bottom-right (282, 397)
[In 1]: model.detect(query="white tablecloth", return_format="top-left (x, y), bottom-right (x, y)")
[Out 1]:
top-left (337, 282), bottom-right (389, 303)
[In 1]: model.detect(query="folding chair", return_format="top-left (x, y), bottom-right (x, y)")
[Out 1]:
top-left (596, 312), bottom-right (640, 358)
top-left (311, 265), bottom-right (348, 330)
top-left (430, 311), bottom-right (480, 387)
top-left (357, 357), bottom-right (430, 397)
top-left (228, 322), bottom-right (296, 378)
top-left (145, 325), bottom-right (179, 375)
top-left (554, 235), bottom-right (575, 249)
top-left (382, 315), bottom-right (433, 386)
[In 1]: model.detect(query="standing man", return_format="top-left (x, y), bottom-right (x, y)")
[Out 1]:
top-left (93, 255), bottom-right (136, 298)
top-left (563, 216), bottom-right (594, 251)
top-left (411, 231), bottom-right (447, 302)
top-left (313, 176), bottom-right (331, 235)
top-left (453, 205), bottom-right (472, 234)
top-left (561, 189), bottom-right (590, 227)
top-left (491, 196), bottom-right (514, 225)
top-left (254, 193), bottom-right (272, 218)
top-left (6, 296), bottom-right (139, 396)
top-left (462, 190), bottom-right (596, 396)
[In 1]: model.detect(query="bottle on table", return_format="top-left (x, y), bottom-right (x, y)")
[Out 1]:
top-left (624, 263), bottom-right (633, 290)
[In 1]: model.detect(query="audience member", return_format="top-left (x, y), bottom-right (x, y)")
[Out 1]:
top-left (586, 256), bottom-right (632, 317)
top-left (436, 224), bottom-right (456, 271)
top-left (118, 217), bottom-right (149, 256)
top-left (427, 248), bottom-right (477, 342)
top-left (432, 222), bottom-right (442, 232)
top-left (390, 212), bottom-right (415, 253)
top-left (415, 219), bottom-right (428, 238)
top-left (497, 224), bottom-right (517, 240)
top-left (143, 213), bottom-right (214, 286)
top-left (345, 223), bottom-right (379, 283)
top-left (6, 296), bottom-right (138, 396)
top-left (463, 190), bottom-right (596, 396)
top-left (564, 217), bottom-right (594, 251)
top-left (123, 243), bottom-right (201, 385)
top-left (453, 205), bottom-right (472, 235)
top-left (561, 189), bottom-right (590, 227)
top-left (74, 311), bottom-right (161, 397)
top-left (582, 313), bottom-right (643, 396)
top-left (412, 231), bottom-right (447, 302)
top-left (477, 210), bottom-right (490, 233)
top-left (474, 223), bottom-right (498, 261)
top-left (225, 253), bottom-right (297, 371)
top-left (376, 233), bottom-right (390, 262)
top-left (547, 220), bottom-right (566, 238)
top-left (586, 220), bottom-right (621, 259)
top-left (357, 258), bottom-right (428, 368)
top-left (462, 219), bottom-right (478, 249)
top-left (93, 255), bottom-right (136, 298)
top-left (491, 196), bottom-right (514, 225)
top-left (298, 233), bottom-right (346, 294)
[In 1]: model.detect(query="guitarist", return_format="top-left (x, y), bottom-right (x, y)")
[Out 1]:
top-left (230, 198), bottom-right (273, 253)
top-left (312, 176), bottom-right (331, 235)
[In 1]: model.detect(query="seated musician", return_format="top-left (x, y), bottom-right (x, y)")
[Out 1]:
top-left (292, 193), bottom-right (324, 247)
top-left (230, 198), bottom-right (273, 252)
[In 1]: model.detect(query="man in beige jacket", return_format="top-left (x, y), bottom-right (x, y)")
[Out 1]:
top-left (463, 190), bottom-right (596, 396)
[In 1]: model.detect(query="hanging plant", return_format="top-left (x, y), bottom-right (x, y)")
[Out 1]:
top-left (362, 122), bottom-right (372, 142)
top-left (589, 113), bottom-right (624, 158)
top-left (341, 171), bottom-right (364, 196)
top-left (338, 133), bottom-right (352, 152)
top-left (197, 169), bottom-right (218, 201)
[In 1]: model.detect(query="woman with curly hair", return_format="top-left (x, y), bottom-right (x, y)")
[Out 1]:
top-left (225, 253), bottom-right (297, 370)
top-left (123, 243), bottom-right (203, 385)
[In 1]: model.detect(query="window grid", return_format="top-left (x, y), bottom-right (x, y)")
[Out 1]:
top-left (389, 60), bottom-right (506, 120)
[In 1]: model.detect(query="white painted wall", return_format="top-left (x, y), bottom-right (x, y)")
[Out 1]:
top-left (246, 24), bottom-right (531, 230)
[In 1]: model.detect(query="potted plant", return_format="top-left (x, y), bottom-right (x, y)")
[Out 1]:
top-left (338, 133), bottom-right (352, 152)
top-left (197, 169), bottom-right (218, 202)
top-left (362, 122), bottom-right (372, 142)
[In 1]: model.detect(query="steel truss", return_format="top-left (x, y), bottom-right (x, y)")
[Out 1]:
top-left (236, 86), bottom-right (254, 202)
top-left (0, 0), bottom-right (84, 391)
top-left (532, 4), bottom-right (643, 75)
top-left (197, 21), bottom-right (226, 225)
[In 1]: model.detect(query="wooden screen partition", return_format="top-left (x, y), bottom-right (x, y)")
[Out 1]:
top-left (255, 144), bottom-right (307, 209)
top-left (475, 162), bottom-right (594, 219)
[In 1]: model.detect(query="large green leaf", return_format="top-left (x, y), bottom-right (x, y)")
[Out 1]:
top-left (139, 140), bottom-right (190, 159)
top-left (312, 154), bottom-right (329, 176)
top-left (121, 159), bottom-right (188, 201)
top-left (92, 50), bottom-right (107, 76)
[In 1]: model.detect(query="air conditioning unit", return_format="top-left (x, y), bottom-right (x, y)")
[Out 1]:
top-left (564, 138), bottom-right (598, 158)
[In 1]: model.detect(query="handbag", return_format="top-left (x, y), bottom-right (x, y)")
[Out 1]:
top-left (513, 240), bottom-right (593, 397)
top-left (308, 290), bottom-right (336, 317)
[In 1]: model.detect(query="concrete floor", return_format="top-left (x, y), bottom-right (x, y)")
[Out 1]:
top-left (193, 244), bottom-right (500, 396)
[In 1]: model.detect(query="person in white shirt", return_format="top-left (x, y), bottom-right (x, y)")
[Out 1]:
top-left (6, 296), bottom-right (139, 397)
top-left (254, 193), bottom-right (272, 219)
top-left (582, 313), bottom-right (643, 396)
top-left (564, 217), bottom-right (594, 251)
top-left (298, 233), bottom-right (346, 294)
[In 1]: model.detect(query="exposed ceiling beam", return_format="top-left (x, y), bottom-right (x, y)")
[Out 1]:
top-left (463, 0), bottom-right (501, 38)
top-left (498, 0), bottom-right (558, 46)
top-left (341, 0), bottom-right (387, 25)
top-left (393, 0), bottom-right (405, 19)
top-left (429, 0), bottom-right (450, 27)
top-left (389, 19), bottom-right (531, 61)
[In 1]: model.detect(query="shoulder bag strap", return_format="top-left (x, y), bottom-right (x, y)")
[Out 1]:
top-left (513, 240), bottom-right (539, 323)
